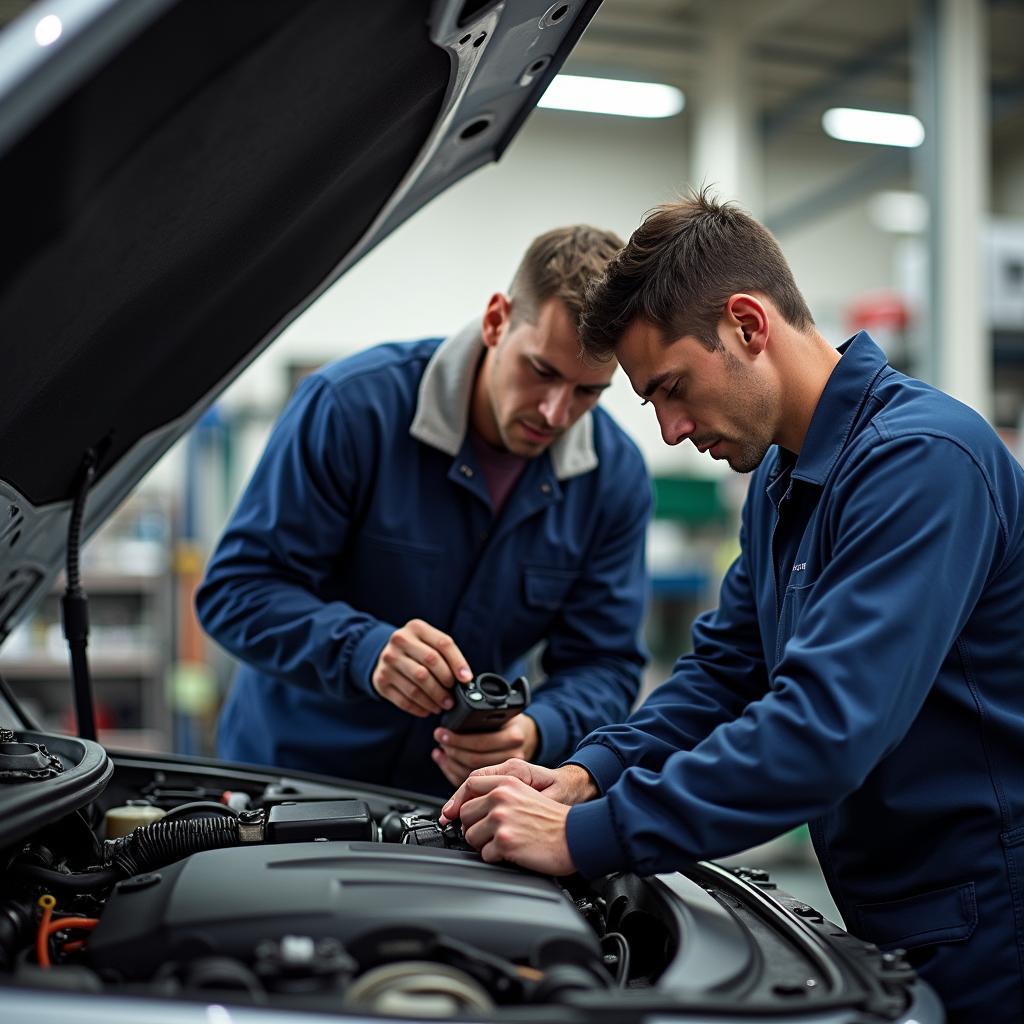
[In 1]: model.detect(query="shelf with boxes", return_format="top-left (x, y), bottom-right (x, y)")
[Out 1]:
top-left (0, 492), bottom-right (174, 751)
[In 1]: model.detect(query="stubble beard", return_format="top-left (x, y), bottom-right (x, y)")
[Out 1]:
top-left (727, 437), bottom-right (772, 474)
top-left (721, 351), bottom-right (776, 474)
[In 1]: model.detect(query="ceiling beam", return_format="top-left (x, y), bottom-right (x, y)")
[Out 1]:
top-left (761, 31), bottom-right (910, 140)
top-left (741, 0), bottom-right (826, 35)
top-left (764, 148), bottom-right (909, 235)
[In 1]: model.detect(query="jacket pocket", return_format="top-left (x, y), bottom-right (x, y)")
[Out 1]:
top-left (852, 881), bottom-right (978, 949)
top-left (523, 566), bottom-right (579, 610)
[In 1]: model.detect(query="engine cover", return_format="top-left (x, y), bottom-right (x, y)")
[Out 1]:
top-left (87, 841), bottom-right (598, 979)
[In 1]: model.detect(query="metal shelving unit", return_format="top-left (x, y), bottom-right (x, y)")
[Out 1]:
top-left (0, 495), bottom-right (174, 751)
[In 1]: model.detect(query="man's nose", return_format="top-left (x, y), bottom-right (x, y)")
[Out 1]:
top-left (657, 407), bottom-right (696, 446)
top-left (539, 384), bottom-right (573, 428)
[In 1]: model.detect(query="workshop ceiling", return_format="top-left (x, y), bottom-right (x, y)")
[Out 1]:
top-left (569, 0), bottom-right (1024, 149)
top-left (1, 0), bottom-right (1021, 162)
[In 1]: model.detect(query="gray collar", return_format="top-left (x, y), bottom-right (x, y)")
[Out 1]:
top-left (409, 320), bottom-right (598, 480)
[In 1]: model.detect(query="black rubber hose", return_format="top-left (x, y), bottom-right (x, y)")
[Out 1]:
top-left (160, 802), bottom-right (239, 824)
top-left (103, 816), bottom-right (241, 877)
top-left (7, 864), bottom-right (120, 894)
top-left (0, 899), bottom-right (33, 970)
top-left (10, 817), bottom-right (247, 899)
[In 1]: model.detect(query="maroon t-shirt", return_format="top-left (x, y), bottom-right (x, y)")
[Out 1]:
top-left (469, 429), bottom-right (528, 516)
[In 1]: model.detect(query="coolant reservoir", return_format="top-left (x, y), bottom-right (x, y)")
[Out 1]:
top-left (104, 805), bottom-right (166, 838)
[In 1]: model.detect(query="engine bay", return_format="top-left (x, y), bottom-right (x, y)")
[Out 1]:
top-left (88, 838), bottom-right (605, 990)
top-left (0, 729), bottom-right (928, 1021)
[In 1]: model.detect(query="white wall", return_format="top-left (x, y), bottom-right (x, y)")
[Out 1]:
top-left (214, 108), bottom-right (915, 486)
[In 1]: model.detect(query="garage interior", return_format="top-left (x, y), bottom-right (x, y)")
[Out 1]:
top-left (1, 0), bottom-right (1021, 929)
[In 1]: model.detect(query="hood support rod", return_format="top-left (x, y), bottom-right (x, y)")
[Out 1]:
top-left (62, 450), bottom-right (97, 742)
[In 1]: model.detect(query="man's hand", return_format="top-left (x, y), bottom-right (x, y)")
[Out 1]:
top-left (457, 775), bottom-right (576, 875)
top-left (371, 619), bottom-right (472, 717)
top-left (431, 714), bottom-right (539, 788)
top-left (441, 760), bottom-right (597, 823)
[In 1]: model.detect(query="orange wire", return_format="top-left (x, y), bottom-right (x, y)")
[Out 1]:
top-left (35, 895), bottom-right (56, 968)
top-left (35, 899), bottom-right (99, 969)
top-left (44, 917), bottom-right (98, 937)
top-left (63, 939), bottom-right (87, 953)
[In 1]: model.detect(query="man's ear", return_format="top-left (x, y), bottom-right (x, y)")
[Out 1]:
top-left (725, 293), bottom-right (768, 355)
top-left (481, 293), bottom-right (512, 349)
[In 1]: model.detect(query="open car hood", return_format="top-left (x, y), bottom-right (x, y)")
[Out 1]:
top-left (0, 0), bottom-right (600, 645)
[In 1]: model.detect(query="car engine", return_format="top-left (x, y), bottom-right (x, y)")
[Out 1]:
top-left (88, 831), bottom-right (603, 992)
top-left (0, 731), bottom-right (933, 1022)
top-left (0, 741), bottom-right (666, 1017)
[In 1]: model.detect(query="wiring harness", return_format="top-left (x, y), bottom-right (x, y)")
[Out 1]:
top-left (102, 814), bottom-right (242, 878)
top-left (11, 809), bottom-right (256, 896)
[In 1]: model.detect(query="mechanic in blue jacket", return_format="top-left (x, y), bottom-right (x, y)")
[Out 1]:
top-left (196, 225), bottom-right (651, 797)
top-left (442, 192), bottom-right (1024, 1022)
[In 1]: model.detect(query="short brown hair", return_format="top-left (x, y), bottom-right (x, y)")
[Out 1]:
top-left (509, 224), bottom-right (624, 328)
top-left (580, 188), bottom-right (813, 360)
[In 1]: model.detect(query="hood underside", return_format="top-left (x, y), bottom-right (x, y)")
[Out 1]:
top-left (0, 0), bottom-right (600, 641)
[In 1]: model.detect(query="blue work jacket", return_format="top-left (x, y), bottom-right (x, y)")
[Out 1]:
top-left (566, 332), bottom-right (1024, 1022)
top-left (196, 325), bottom-right (650, 797)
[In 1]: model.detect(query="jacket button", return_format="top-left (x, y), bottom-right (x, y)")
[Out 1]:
top-left (459, 464), bottom-right (474, 478)
top-left (540, 482), bottom-right (551, 493)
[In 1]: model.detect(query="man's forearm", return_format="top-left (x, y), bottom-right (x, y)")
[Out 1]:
top-left (552, 763), bottom-right (599, 804)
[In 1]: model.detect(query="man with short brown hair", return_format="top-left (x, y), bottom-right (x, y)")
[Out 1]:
top-left (442, 191), bottom-right (1024, 1023)
top-left (198, 225), bottom-right (651, 797)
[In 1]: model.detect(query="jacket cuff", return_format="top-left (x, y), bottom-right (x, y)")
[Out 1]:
top-left (566, 797), bottom-right (631, 879)
top-left (348, 621), bottom-right (395, 698)
top-left (564, 742), bottom-right (626, 795)
top-left (524, 703), bottom-right (570, 766)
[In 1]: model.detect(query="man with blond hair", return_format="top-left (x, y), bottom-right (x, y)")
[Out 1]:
top-left (442, 192), bottom-right (1024, 1023)
top-left (198, 226), bottom-right (650, 796)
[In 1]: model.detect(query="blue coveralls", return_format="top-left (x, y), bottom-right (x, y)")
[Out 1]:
top-left (197, 330), bottom-right (650, 797)
top-left (566, 332), bottom-right (1024, 1022)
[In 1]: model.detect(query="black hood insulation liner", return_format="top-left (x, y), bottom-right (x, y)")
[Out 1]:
top-left (0, 0), bottom-right (448, 505)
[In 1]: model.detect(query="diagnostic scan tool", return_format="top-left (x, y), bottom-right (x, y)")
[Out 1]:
top-left (440, 672), bottom-right (530, 733)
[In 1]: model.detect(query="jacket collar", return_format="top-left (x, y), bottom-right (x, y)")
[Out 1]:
top-left (789, 330), bottom-right (890, 486)
top-left (409, 319), bottom-right (598, 481)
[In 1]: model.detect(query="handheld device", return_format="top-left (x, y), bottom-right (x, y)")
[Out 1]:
top-left (440, 672), bottom-right (530, 733)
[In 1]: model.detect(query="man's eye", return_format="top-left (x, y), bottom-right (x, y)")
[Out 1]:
top-left (532, 364), bottom-right (555, 379)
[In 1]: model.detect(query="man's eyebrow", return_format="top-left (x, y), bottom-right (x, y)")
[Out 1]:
top-left (533, 355), bottom-right (611, 391)
top-left (532, 357), bottom-right (563, 378)
top-left (641, 372), bottom-right (671, 399)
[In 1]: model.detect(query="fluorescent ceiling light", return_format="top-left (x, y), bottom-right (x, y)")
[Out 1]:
top-left (822, 107), bottom-right (924, 148)
top-left (34, 14), bottom-right (62, 47)
top-left (538, 75), bottom-right (684, 119)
